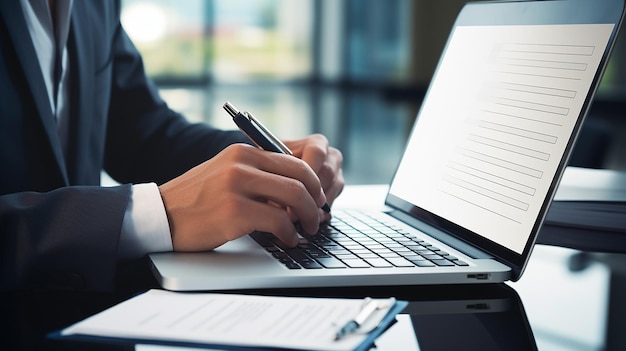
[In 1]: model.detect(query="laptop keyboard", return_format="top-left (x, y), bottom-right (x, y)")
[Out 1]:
top-left (250, 210), bottom-right (470, 270)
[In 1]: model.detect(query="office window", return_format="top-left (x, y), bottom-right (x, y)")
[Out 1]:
top-left (120, 1), bottom-right (626, 183)
top-left (344, 0), bottom-right (412, 83)
top-left (121, 0), bottom-right (313, 82)
top-left (121, 0), bottom-right (207, 79)
top-left (212, 0), bottom-right (314, 82)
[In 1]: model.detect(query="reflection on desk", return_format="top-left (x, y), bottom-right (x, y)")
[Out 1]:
top-left (384, 284), bottom-right (536, 351)
top-left (136, 284), bottom-right (538, 351)
top-left (2, 248), bottom-right (624, 350)
top-left (2, 275), bottom-right (538, 351)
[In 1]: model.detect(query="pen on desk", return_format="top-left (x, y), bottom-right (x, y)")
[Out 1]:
top-left (334, 297), bottom-right (379, 341)
top-left (223, 101), bottom-right (331, 213)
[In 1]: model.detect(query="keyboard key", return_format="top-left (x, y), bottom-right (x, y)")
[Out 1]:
top-left (284, 249), bottom-right (323, 269)
top-left (315, 257), bottom-right (347, 268)
top-left (378, 252), bottom-right (401, 258)
top-left (299, 260), bottom-right (323, 269)
top-left (364, 258), bottom-right (393, 268)
top-left (366, 233), bottom-right (388, 240)
top-left (326, 247), bottom-right (351, 255)
top-left (356, 253), bottom-right (380, 259)
top-left (372, 248), bottom-right (395, 256)
top-left (285, 262), bottom-right (302, 269)
top-left (342, 259), bottom-right (371, 268)
top-left (403, 255), bottom-right (423, 261)
top-left (454, 260), bottom-right (470, 266)
top-left (272, 239), bottom-right (294, 250)
top-left (394, 237), bottom-right (414, 244)
top-left (284, 248), bottom-right (306, 259)
top-left (350, 248), bottom-right (373, 255)
top-left (420, 253), bottom-right (443, 260)
top-left (386, 257), bottom-right (415, 267)
top-left (250, 231), bottom-right (274, 247)
top-left (412, 260), bottom-right (436, 267)
top-left (272, 252), bottom-right (289, 259)
top-left (431, 259), bottom-right (455, 267)
top-left (333, 252), bottom-right (360, 260)
top-left (335, 237), bottom-right (357, 244)
top-left (303, 248), bottom-right (331, 259)
top-left (278, 257), bottom-right (293, 264)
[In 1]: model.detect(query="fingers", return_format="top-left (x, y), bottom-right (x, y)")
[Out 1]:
top-left (234, 200), bottom-right (299, 248)
top-left (168, 193), bottom-right (299, 251)
top-left (317, 146), bottom-right (344, 205)
top-left (237, 145), bottom-right (329, 212)
top-left (287, 134), bottom-right (328, 174)
top-left (236, 165), bottom-right (322, 235)
top-left (285, 135), bottom-right (345, 206)
top-left (160, 140), bottom-right (343, 253)
top-left (296, 134), bottom-right (329, 174)
top-left (215, 145), bottom-right (326, 235)
top-left (159, 143), bottom-right (327, 252)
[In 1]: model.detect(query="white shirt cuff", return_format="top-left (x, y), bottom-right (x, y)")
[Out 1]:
top-left (119, 183), bottom-right (173, 260)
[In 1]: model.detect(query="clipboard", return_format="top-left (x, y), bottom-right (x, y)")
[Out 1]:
top-left (49, 289), bottom-right (407, 351)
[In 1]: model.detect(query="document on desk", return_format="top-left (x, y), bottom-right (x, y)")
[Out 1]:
top-left (57, 289), bottom-right (406, 351)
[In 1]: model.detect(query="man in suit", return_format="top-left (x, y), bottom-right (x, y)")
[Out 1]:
top-left (0, 0), bottom-right (344, 291)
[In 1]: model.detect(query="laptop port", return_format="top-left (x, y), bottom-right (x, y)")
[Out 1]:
top-left (466, 303), bottom-right (490, 310)
top-left (467, 273), bottom-right (490, 280)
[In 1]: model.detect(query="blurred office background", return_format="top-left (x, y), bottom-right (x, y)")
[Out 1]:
top-left (120, 0), bottom-right (626, 185)
top-left (118, 2), bottom-right (625, 350)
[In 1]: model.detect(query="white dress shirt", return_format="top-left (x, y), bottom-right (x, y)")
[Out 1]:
top-left (20, 0), bottom-right (173, 259)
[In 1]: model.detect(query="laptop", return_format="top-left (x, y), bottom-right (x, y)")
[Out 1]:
top-left (150, 0), bottom-right (625, 291)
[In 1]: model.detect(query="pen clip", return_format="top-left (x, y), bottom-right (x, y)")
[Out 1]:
top-left (223, 101), bottom-right (293, 155)
top-left (244, 112), bottom-right (293, 155)
top-left (353, 297), bottom-right (379, 326)
top-left (335, 297), bottom-right (395, 340)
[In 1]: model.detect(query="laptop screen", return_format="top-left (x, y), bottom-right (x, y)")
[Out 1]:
top-left (386, 0), bottom-right (623, 276)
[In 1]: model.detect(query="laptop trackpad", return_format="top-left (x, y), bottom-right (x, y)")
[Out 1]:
top-left (150, 235), bottom-right (281, 278)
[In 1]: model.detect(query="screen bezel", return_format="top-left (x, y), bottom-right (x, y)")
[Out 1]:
top-left (385, 0), bottom-right (625, 281)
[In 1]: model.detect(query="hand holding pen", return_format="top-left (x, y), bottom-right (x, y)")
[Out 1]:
top-left (158, 104), bottom-right (343, 252)
top-left (224, 101), bottom-right (333, 213)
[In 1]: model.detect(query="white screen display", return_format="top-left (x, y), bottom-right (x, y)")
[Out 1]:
top-left (389, 24), bottom-right (614, 254)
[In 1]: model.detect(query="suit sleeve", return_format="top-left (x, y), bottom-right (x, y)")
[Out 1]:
top-left (0, 2), bottom-right (247, 293)
top-left (0, 185), bottom-right (131, 291)
top-left (103, 17), bottom-right (249, 185)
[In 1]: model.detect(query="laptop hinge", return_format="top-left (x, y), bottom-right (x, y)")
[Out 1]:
top-left (388, 210), bottom-right (492, 260)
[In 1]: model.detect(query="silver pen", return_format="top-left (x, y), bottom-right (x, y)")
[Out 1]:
top-left (223, 101), bottom-right (331, 213)
top-left (334, 297), bottom-right (379, 340)
top-left (224, 101), bottom-right (292, 154)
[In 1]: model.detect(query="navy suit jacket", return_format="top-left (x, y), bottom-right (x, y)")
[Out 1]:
top-left (0, 1), bottom-right (246, 291)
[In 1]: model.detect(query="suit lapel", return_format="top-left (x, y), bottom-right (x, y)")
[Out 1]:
top-left (0, 0), bottom-right (69, 184)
